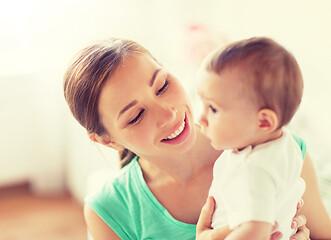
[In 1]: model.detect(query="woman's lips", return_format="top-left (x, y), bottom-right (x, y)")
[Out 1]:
top-left (164, 119), bottom-right (185, 140)
top-left (161, 113), bottom-right (190, 144)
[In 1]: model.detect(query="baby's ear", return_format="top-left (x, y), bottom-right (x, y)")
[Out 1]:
top-left (88, 133), bottom-right (125, 151)
top-left (257, 109), bottom-right (279, 132)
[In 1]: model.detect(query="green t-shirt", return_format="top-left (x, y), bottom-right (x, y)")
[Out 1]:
top-left (85, 133), bottom-right (306, 240)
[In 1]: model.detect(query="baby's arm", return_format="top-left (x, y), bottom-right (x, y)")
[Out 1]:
top-left (196, 196), bottom-right (272, 240)
top-left (225, 221), bottom-right (272, 240)
top-left (205, 226), bottom-right (232, 240)
top-left (196, 196), bottom-right (309, 240)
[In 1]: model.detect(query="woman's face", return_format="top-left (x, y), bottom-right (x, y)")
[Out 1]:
top-left (98, 54), bottom-right (196, 158)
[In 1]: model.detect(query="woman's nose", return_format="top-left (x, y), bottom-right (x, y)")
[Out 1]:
top-left (156, 106), bottom-right (177, 128)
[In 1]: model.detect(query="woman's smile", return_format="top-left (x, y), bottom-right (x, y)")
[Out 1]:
top-left (161, 113), bottom-right (190, 144)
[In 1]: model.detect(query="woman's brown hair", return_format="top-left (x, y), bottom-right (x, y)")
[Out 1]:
top-left (63, 38), bottom-right (156, 168)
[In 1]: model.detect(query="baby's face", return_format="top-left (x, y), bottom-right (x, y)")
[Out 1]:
top-left (197, 67), bottom-right (260, 150)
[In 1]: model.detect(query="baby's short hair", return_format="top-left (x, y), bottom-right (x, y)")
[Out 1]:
top-left (204, 37), bottom-right (303, 128)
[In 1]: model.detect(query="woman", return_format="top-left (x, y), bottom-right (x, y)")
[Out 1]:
top-left (63, 38), bottom-right (331, 239)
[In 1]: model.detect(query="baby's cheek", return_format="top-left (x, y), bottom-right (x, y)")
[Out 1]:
top-left (210, 127), bottom-right (227, 145)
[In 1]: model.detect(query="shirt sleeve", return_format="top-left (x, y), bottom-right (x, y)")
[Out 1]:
top-left (222, 164), bottom-right (277, 229)
top-left (289, 131), bottom-right (307, 159)
top-left (84, 182), bottom-right (136, 240)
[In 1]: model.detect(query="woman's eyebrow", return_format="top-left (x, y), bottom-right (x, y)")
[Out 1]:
top-left (149, 68), bottom-right (162, 87)
top-left (118, 100), bottom-right (138, 119)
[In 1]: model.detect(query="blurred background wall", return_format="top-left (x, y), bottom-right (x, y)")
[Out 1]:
top-left (1, 0), bottom-right (330, 213)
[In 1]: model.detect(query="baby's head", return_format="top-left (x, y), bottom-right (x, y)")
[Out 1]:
top-left (197, 37), bottom-right (303, 150)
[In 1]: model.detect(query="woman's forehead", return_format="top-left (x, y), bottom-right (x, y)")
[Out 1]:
top-left (113, 54), bottom-right (160, 82)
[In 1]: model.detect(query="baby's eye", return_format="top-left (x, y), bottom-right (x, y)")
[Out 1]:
top-left (209, 105), bottom-right (217, 113)
top-left (156, 80), bottom-right (169, 96)
top-left (128, 109), bottom-right (145, 125)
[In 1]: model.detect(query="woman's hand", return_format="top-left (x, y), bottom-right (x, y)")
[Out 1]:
top-left (196, 196), bottom-right (231, 240)
top-left (289, 199), bottom-right (310, 240)
top-left (196, 197), bottom-right (310, 240)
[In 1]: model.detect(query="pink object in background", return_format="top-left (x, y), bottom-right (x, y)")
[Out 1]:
top-left (183, 23), bottom-right (229, 67)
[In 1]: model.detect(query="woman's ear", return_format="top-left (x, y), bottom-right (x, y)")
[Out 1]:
top-left (88, 133), bottom-right (125, 151)
top-left (257, 109), bottom-right (279, 132)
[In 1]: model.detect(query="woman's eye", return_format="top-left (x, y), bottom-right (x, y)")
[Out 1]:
top-left (128, 109), bottom-right (145, 125)
top-left (209, 105), bottom-right (217, 113)
top-left (156, 80), bottom-right (169, 95)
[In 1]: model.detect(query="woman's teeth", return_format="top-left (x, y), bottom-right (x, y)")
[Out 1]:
top-left (165, 120), bottom-right (185, 140)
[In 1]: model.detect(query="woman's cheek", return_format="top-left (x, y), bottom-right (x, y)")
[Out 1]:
top-left (140, 127), bottom-right (151, 140)
top-left (132, 124), bottom-right (153, 143)
top-left (171, 82), bottom-right (187, 100)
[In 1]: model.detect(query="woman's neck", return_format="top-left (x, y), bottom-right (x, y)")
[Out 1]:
top-left (138, 125), bottom-right (221, 184)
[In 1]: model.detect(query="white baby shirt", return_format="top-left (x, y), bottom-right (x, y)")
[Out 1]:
top-left (209, 128), bottom-right (305, 239)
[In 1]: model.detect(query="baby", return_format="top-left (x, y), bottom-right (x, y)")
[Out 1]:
top-left (197, 37), bottom-right (306, 240)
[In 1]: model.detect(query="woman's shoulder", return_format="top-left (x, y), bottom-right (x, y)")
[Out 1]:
top-left (86, 157), bottom-right (140, 204)
top-left (287, 128), bottom-right (307, 159)
top-left (84, 157), bottom-right (142, 239)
